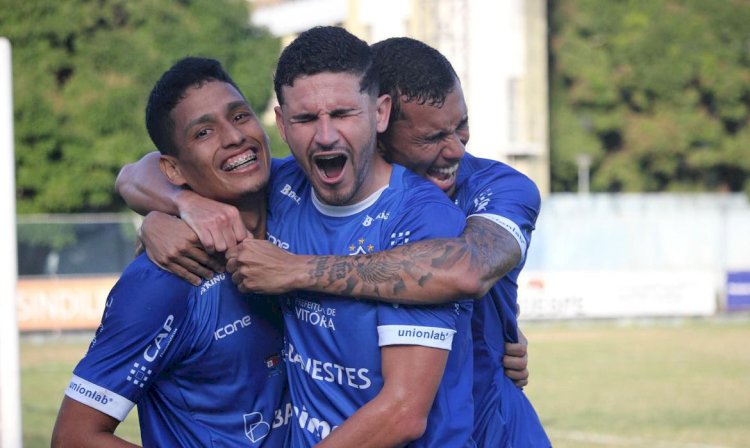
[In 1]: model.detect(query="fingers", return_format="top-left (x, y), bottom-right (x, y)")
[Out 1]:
top-left (504, 342), bottom-right (528, 358)
top-left (503, 340), bottom-right (529, 389)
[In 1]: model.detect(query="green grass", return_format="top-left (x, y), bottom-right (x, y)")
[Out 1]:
top-left (20, 335), bottom-right (140, 447)
top-left (524, 318), bottom-right (750, 447)
top-left (19, 318), bottom-right (750, 447)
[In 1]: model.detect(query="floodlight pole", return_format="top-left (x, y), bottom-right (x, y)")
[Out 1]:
top-left (0, 36), bottom-right (22, 448)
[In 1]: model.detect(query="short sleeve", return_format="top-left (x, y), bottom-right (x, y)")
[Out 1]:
top-left (462, 164), bottom-right (541, 263)
top-left (65, 256), bottom-right (193, 421)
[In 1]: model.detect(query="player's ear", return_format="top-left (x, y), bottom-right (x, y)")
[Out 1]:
top-left (274, 105), bottom-right (289, 145)
top-left (375, 94), bottom-right (392, 133)
top-left (159, 155), bottom-right (188, 187)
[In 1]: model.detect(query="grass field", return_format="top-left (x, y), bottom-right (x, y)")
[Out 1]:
top-left (19, 317), bottom-right (750, 447)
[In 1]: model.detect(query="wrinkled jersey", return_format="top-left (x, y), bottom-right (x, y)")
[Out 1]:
top-left (453, 152), bottom-right (550, 447)
top-left (267, 158), bottom-right (475, 447)
top-left (66, 254), bottom-right (290, 447)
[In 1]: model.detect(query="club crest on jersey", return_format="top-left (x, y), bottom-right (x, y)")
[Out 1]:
top-left (348, 237), bottom-right (375, 255)
top-left (389, 230), bottom-right (411, 247)
top-left (473, 188), bottom-right (493, 212)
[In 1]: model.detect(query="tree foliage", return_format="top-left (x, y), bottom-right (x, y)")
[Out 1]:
top-left (0, 0), bottom-right (281, 213)
top-left (550, 0), bottom-right (750, 195)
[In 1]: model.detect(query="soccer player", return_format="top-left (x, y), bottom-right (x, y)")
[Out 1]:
top-left (263, 26), bottom-right (475, 447)
top-left (51, 57), bottom-right (289, 447)
top-left (226, 38), bottom-right (551, 447)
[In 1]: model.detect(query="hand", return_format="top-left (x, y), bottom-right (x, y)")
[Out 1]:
top-left (226, 239), bottom-right (305, 294)
top-left (175, 190), bottom-right (248, 253)
top-left (140, 211), bottom-right (225, 285)
top-left (503, 328), bottom-right (529, 389)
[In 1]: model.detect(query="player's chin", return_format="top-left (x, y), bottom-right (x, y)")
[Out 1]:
top-left (427, 174), bottom-right (456, 195)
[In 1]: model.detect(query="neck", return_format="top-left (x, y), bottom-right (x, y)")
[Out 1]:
top-left (234, 191), bottom-right (267, 240)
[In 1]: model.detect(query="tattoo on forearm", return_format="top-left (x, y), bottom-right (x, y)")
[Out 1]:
top-left (301, 218), bottom-right (518, 301)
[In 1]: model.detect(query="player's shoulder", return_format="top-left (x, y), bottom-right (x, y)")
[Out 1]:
top-left (458, 152), bottom-right (540, 201)
top-left (391, 164), bottom-right (458, 205)
top-left (268, 156), bottom-right (308, 211)
top-left (270, 156), bottom-right (304, 184)
top-left (460, 152), bottom-right (535, 184)
top-left (115, 253), bottom-right (195, 307)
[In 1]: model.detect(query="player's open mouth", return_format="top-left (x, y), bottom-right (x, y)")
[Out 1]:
top-left (427, 163), bottom-right (459, 189)
top-left (314, 153), bottom-right (348, 183)
top-left (222, 149), bottom-right (258, 172)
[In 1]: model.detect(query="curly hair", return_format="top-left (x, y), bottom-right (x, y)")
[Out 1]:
top-left (371, 37), bottom-right (458, 128)
top-left (273, 26), bottom-right (378, 105)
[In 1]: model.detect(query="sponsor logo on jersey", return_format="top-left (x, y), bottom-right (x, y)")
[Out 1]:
top-left (362, 211), bottom-right (390, 227)
top-left (123, 315), bottom-right (174, 387)
top-left (397, 327), bottom-right (451, 341)
top-left (267, 232), bottom-right (290, 250)
top-left (294, 298), bottom-right (336, 330)
top-left (348, 237), bottom-right (375, 255)
top-left (200, 273), bottom-right (225, 295)
top-left (287, 343), bottom-right (372, 390)
top-left (280, 183), bottom-right (302, 205)
top-left (214, 314), bottom-right (253, 340)
top-left (473, 188), bottom-right (493, 212)
top-left (142, 315), bottom-right (176, 363)
top-left (294, 404), bottom-right (338, 440)
top-left (126, 362), bottom-right (153, 388)
top-left (68, 380), bottom-right (112, 406)
top-left (244, 412), bottom-right (271, 443)
top-left (389, 230), bottom-right (411, 247)
top-left (273, 402), bottom-right (293, 429)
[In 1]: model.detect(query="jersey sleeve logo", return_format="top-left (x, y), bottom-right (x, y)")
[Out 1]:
top-left (389, 230), bottom-right (411, 247)
top-left (473, 188), bottom-right (493, 213)
top-left (126, 362), bottom-right (153, 388)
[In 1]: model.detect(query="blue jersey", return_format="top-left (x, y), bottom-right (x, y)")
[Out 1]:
top-left (268, 158), bottom-right (475, 447)
top-left (65, 254), bottom-right (290, 447)
top-left (453, 152), bottom-right (550, 447)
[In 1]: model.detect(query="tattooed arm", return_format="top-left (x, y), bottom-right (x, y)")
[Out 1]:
top-left (226, 215), bottom-right (520, 303)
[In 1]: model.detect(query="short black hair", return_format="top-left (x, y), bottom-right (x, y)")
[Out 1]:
top-left (273, 26), bottom-right (378, 105)
top-left (145, 57), bottom-right (242, 156)
top-left (371, 37), bottom-right (459, 128)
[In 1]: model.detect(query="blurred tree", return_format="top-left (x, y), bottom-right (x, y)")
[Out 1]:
top-left (0, 0), bottom-right (282, 213)
top-left (550, 0), bottom-right (750, 194)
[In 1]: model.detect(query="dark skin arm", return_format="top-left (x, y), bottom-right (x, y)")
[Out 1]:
top-left (51, 396), bottom-right (138, 447)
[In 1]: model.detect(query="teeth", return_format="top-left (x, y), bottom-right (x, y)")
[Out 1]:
top-left (431, 164), bottom-right (459, 176)
top-left (223, 152), bottom-right (257, 171)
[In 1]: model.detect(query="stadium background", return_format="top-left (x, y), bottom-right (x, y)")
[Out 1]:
top-left (3, 0), bottom-right (750, 447)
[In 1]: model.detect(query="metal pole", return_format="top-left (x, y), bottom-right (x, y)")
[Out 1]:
top-left (0, 36), bottom-right (23, 448)
top-left (576, 153), bottom-right (591, 194)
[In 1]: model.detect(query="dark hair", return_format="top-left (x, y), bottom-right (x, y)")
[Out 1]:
top-left (273, 26), bottom-right (378, 105)
top-left (371, 37), bottom-right (458, 128)
top-left (145, 57), bottom-right (242, 156)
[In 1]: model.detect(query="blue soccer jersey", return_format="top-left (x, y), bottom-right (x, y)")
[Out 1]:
top-left (267, 158), bottom-right (475, 447)
top-left (453, 152), bottom-right (550, 447)
top-left (65, 254), bottom-right (290, 447)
